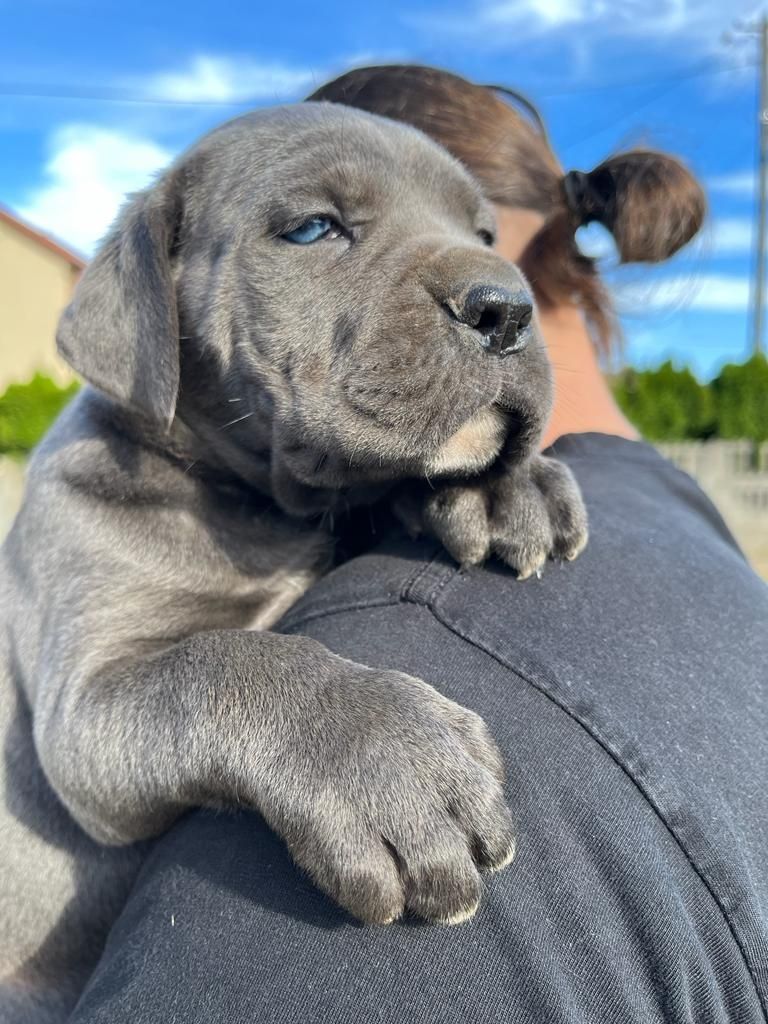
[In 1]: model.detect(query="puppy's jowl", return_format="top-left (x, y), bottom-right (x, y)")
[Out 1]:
top-left (0, 104), bottom-right (587, 1020)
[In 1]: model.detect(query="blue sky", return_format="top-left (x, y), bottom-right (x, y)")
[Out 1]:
top-left (1, 0), bottom-right (763, 378)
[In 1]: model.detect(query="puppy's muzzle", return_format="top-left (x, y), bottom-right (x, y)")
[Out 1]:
top-left (449, 284), bottom-right (533, 358)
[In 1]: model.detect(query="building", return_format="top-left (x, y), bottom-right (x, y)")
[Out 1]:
top-left (0, 206), bottom-right (85, 393)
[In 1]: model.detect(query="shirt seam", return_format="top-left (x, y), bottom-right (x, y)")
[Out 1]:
top-left (424, 600), bottom-right (767, 1020)
top-left (282, 594), bottom-right (767, 1018)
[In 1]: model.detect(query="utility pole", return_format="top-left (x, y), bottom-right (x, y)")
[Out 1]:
top-left (751, 14), bottom-right (768, 356)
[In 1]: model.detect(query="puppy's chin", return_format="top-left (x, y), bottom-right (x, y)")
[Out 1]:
top-left (270, 404), bottom-right (508, 515)
top-left (270, 442), bottom-right (393, 517)
top-left (424, 406), bottom-right (507, 477)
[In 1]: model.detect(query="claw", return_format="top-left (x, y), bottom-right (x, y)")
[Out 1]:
top-left (439, 900), bottom-right (481, 926)
top-left (488, 837), bottom-right (517, 873)
top-left (515, 556), bottom-right (547, 581)
top-left (564, 531), bottom-right (589, 563)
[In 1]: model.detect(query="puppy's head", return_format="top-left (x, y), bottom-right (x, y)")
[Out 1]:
top-left (58, 104), bottom-right (552, 514)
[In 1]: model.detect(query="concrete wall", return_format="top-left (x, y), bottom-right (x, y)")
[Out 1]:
top-left (0, 216), bottom-right (79, 391)
top-left (657, 441), bottom-right (768, 581)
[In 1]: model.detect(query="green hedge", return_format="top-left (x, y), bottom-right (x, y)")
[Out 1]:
top-left (711, 354), bottom-right (768, 443)
top-left (0, 374), bottom-right (80, 455)
top-left (612, 353), bottom-right (768, 443)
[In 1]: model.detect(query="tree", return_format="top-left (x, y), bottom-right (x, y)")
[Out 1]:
top-left (711, 353), bottom-right (768, 444)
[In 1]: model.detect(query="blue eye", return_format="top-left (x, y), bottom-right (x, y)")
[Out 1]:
top-left (283, 216), bottom-right (342, 244)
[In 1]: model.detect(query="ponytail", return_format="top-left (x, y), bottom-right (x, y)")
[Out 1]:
top-left (520, 152), bottom-right (706, 352)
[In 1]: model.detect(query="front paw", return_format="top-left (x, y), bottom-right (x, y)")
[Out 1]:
top-left (420, 455), bottom-right (588, 579)
top-left (256, 656), bottom-right (516, 927)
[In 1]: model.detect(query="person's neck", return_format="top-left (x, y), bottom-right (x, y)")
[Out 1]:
top-left (536, 304), bottom-right (639, 449)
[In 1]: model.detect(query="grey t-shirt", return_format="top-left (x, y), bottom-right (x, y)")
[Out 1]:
top-left (71, 434), bottom-right (768, 1023)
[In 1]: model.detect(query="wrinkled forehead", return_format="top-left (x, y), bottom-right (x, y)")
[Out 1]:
top-left (189, 103), bottom-right (491, 228)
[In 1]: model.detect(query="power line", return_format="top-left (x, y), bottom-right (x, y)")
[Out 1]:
top-left (0, 83), bottom-right (265, 106)
top-left (561, 68), bottom-right (701, 150)
top-left (556, 54), bottom-right (755, 151)
top-left (537, 57), bottom-right (755, 96)
top-left (0, 59), bottom-right (756, 107)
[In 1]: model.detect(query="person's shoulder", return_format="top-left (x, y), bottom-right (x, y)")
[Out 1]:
top-left (282, 430), bottom-right (763, 638)
top-left (278, 432), bottom-right (768, 1003)
top-left (548, 431), bottom-right (744, 554)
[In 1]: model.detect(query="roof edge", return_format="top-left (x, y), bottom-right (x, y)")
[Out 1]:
top-left (0, 206), bottom-right (87, 270)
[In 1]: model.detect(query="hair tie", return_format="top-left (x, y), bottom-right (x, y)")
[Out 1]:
top-left (562, 168), bottom-right (615, 227)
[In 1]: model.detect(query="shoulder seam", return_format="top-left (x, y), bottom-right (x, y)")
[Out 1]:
top-left (423, 599), bottom-right (768, 1019)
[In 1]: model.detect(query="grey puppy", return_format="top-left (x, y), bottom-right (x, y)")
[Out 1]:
top-left (0, 103), bottom-right (587, 1022)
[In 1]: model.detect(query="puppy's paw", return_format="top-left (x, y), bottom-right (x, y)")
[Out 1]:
top-left (492, 455), bottom-right (589, 577)
top-left (418, 454), bottom-right (588, 577)
top-left (418, 483), bottom-right (492, 568)
top-left (258, 661), bottom-right (516, 926)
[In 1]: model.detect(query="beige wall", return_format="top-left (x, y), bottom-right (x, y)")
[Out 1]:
top-left (0, 217), bottom-right (79, 392)
top-left (0, 456), bottom-right (24, 538)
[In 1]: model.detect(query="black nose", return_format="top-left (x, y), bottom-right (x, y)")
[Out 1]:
top-left (457, 285), bottom-right (533, 357)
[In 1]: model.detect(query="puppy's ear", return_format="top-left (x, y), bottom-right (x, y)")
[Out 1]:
top-left (57, 171), bottom-right (182, 430)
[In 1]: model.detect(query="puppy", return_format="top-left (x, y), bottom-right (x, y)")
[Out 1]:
top-left (0, 103), bottom-right (587, 1022)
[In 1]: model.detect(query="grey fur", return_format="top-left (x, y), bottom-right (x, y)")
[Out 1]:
top-left (0, 103), bottom-right (587, 1022)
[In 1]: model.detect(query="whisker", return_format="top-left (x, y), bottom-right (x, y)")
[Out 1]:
top-left (217, 411), bottom-right (255, 431)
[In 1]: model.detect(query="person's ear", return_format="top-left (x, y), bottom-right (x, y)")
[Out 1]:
top-left (57, 171), bottom-right (183, 431)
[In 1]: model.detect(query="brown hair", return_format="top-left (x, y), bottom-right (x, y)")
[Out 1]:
top-left (307, 65), bottom-right (706, 353)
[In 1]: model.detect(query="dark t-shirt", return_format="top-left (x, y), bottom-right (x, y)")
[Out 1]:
top-left (70, 434), bottom-right (768, 1023)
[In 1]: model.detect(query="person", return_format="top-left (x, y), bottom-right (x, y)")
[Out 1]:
top-left (67, 67), bottom-right (767, 1023)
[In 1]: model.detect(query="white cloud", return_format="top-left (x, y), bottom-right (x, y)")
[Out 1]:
top-left (616, 273), bottom-right (750, 312)
top-left (426, 0), bottom-right (757, 45)
top-left (708, 217), bottom-right (753, 253)
top-left (143, 55), bottom-right (318, 104)
top-left (575, 221), bottom-right (617, 259)
top-left (19, 125), bottom-right (172, 255)
top-left (708, 170), bottom-right (755, 195)
top-left (13, 53), bottom-right (337, 258)
top-left (484, 0), bottom-right (591, 27)
top-left (481, 0), bottom-right (718, 34)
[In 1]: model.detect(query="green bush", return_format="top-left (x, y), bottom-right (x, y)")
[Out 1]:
top-left (711, 353), bottom-right (768, 444)
top-left (0, 373), bottom-right (80, 455)
top-left (613, 354), bottom-right (768, 443)
top-left (612, 360), bottom-right (715, 441)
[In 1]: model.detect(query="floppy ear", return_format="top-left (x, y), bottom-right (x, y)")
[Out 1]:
top-left (57, 172), bottom-right (182, 430)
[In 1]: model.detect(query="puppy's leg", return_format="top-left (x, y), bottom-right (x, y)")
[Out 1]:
top-left (9, 402), bottom-right (515, 937)
top-left (35, 630), bottom-right (515, 927)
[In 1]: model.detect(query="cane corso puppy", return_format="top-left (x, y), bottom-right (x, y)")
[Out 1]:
top-left (0, 103), bottom-right (587, 1021)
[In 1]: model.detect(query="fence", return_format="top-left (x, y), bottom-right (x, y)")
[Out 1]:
top-left (657, 441), bottom-right (768, 580)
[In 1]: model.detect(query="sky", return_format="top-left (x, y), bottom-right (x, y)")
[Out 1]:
top-left (1, 0), bottom-right (765, 379)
